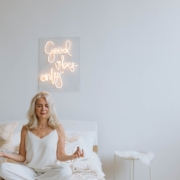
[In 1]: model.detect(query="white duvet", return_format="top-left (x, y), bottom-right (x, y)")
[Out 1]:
top-left (66, 152), bottom-right (105, 180)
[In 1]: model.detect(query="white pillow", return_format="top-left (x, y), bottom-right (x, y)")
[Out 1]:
top-left (12, 132), bottom-right (21, 152)
top-left (0, 122), bottom-right (18, 152)
top-left (65, 136), bottom-right (92, 161)
top-left (65, 131), bottom-right (95, 152)
top-left (0, 121), bottom-right (18, 142)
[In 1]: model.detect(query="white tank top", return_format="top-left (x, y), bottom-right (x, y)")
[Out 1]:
top-left (24, 130), bottom-right (59, 172)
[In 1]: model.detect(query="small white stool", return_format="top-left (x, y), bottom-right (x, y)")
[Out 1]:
top-left (114, 151), bottom-right (153, 180)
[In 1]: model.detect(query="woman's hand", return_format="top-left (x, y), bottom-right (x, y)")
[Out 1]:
top-left (0, 151), bottom-right (4, 157)
top-left (71, 147), bottom-right (84, 160)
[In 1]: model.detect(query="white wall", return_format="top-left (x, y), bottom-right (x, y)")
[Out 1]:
top-left (1, 0), bottom-right (180, 179)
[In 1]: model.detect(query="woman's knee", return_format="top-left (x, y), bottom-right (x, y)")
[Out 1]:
top-left (0, 163), bottom-right (9, 176)
top-left (62, 164), bottom-right (72, 177)
top-left (53, 164), bottom-right (72, 177)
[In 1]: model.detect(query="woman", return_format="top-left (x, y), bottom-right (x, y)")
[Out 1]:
top-left (0, 91), bottom-right (84, 180)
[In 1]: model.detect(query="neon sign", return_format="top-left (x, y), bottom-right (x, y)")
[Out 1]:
top-left (39, 40), bottom-right (78, 89)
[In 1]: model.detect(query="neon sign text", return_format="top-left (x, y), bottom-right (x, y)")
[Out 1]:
top-left (44, 41), bottom-right (72, 63)
top-left (40, 68), bottom-right (64, 89)
top-left (40, 40), bottom-right (78, 89)
top-left (55, 55), bottom-right (78, 72)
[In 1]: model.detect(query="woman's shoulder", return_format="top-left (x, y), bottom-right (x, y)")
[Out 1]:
top-left (55, 123), bottom-right (65, 134)
top-left (21, 125), bottom-right (29, 134)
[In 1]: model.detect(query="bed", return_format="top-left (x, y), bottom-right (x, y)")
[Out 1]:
top-left (0, 120), bottom-right (105, 180)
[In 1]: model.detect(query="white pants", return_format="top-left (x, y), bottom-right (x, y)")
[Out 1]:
top-left (0, 162), bottom-right (72, 180)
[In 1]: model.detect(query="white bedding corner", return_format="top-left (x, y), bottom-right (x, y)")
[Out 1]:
top-left (66, 152), bottom-right (105, 180)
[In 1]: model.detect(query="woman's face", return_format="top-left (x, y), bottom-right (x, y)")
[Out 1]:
top-left (35, 97), bottom-right (49, 120)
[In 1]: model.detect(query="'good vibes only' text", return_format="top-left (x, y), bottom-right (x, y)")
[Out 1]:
top-left (40, 41), bottom-right (78, 88)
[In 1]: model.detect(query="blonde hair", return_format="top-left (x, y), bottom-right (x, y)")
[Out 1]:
top-left (26, 91), bottom-right (59, 130)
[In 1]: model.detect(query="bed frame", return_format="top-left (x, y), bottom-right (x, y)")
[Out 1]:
top-left (0, 120), bottom-right (98, 153)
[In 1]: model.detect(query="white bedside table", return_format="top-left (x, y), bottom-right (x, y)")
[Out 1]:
top-left (114, 151), bottom-right (153, 180)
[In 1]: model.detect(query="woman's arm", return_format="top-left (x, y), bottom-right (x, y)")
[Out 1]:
top-left (56, 124), bottom-right (84, 161)
top-left (0, 126), bottom-right (27, 162)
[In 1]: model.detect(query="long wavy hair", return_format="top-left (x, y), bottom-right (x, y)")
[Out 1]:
top-left (26, 91), bottom-right (59, 130)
